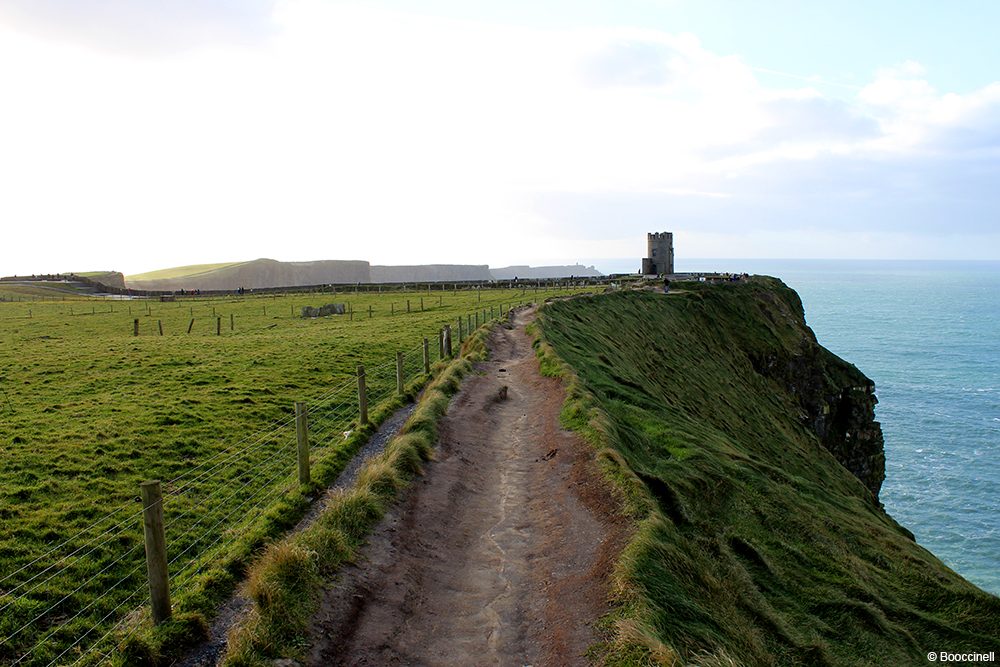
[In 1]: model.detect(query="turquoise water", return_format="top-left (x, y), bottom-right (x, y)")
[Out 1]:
top-left (672, 259), bottom-right (1000, 596)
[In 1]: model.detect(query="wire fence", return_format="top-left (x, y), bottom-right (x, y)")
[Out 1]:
top-left (0, 306), bottom-right (512, 666)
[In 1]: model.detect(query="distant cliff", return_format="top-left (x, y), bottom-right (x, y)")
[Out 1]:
top-left (127, 259), bottom-right (371, 291)
top-left (74, 271), bottom-right (127, 289)
top-left (537, 281), bottom-right (999, 666)
top-left (490, 264), bottom-right (603, 280)
top-left (124, 259), bottom-right (605, 291)
top-left (370, 264), bottom-right (493, 283)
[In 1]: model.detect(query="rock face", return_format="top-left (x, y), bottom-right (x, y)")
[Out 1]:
top-left (125, 259), bottom-right (605, 291)
top-left (490, 264), bottom-right (603, 280)
top-left (301, 303), bottom-right (345, 318)
top-left (77, 272), bottom-right (127, 289)
top-left (746, 286), bottom-right (886, 498)
top-left (370, 264), bottom-right (493, 283)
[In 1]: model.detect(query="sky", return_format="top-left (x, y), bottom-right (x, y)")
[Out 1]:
top-left (0, 0), bottom-right (998, 276)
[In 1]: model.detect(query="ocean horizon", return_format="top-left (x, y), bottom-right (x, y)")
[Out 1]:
top-left (591, 258), bottom-right (999, 596)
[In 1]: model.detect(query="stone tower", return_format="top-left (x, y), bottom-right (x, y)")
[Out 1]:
top-left (641, 232), bottom-right (674, 275)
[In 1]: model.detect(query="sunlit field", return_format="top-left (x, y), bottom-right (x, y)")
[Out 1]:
top-left (0, 284), bottom-right (586, 665)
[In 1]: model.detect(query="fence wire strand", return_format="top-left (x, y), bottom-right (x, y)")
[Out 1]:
top-left (1, 328), bottom-right (454, 665)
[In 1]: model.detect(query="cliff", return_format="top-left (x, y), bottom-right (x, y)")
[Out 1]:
top-left (536, 280), bottom-right (999, 666)
top-left (124, 259), bottom-right (606, 290)
top-left (73, 271), bottom-right (127, 289)
top-left (490, 264), bottom-right (603, 280)
top-left (127, 259), bottom-right (371, 291)
top-left (369, 264), bottom-right (492, 283)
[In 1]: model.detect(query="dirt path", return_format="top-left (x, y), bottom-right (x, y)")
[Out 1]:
top-left (179, 404), bottom-right (417, 667)
top-left (307, 307), bottom-right (629, 667)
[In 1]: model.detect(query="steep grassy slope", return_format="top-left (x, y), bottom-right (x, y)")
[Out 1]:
top-left (126, 262), bottom-right (242, 282)
top-left (127, 259), bottom-right (371, 291)
top-left (537, 281), bottom-right (999, 666)
top-left (73, 272), bottom-right (127, 288)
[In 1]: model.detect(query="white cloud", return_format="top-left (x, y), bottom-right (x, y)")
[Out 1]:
top-left (0, 0), bottom-right (277, 53)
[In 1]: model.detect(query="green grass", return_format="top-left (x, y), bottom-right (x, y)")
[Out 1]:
top-left (535, 281), bottom-right (1000, 666)
top-left (220, 324), bottom-right (490, 666)
top-left (0, 284), bottom-right (95, 300)
top-left (0, 286), bottom-right (578, 666)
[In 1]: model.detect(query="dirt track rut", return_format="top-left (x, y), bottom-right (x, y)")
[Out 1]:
top-left (307, 307), bottom-right (628, 666)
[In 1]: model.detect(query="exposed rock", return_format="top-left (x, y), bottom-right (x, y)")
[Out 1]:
top-left (490, 264), bottom-right (603, 280)
top-left (301, 303), bottom-right (345, 318)
top-left (370, 264), bottom-right (493, 283)
top-left (747, 287), bottom-right (886, 499)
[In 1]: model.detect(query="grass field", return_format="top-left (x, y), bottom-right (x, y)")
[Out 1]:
top-left (536, 283), bottom-right (1000, 666)
top-left (0, 285), bottom-right (96, 300)
top-left (0, 284), bottom-right (583, 665)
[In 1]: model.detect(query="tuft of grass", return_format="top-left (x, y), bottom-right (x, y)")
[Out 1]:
top-left (220, 311), bottom-right (497, 664)
top-left (534, 283), bottom-right (1000, 666)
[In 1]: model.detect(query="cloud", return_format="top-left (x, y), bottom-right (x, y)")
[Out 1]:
top-left (0, 5), bottom-right (999, 275)
top-left (582, 35), bottom-right (684, 87)
top-left (0, 0), bottom-right (277, 53)
top-left (758, 95), bottom-right (880, 142)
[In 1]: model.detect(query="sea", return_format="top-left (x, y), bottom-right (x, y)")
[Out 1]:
top-left (597, 258), bottom-right (1000, 596)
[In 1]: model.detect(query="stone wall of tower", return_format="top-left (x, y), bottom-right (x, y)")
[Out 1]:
top-left (644, 232), bottom-right (674, 274)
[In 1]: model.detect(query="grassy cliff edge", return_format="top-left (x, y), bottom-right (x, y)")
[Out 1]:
top-left (534, 279), bottom-right (999, 666)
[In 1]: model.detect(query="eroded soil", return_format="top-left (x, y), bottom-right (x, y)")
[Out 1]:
top-left (307, 307), bottom-right (629, 666)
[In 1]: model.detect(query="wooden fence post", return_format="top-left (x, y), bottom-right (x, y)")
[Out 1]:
top-left (468, 314), bottom-right (472, 333)
top-left (368, 305), bottom-right (373, 318)
top-left (475, 311), bottom-right (479, 328)
top-left (444, 325), bottom-right (453, 358)
top-left (439, 328), bottom-right (445, 360)
top-left (406, 299), bottom-right (411, 314)
top-left (295, 402), bottom-right (310, 485)
top-left (423, 337), bottom-right (430, 374)
top-left (187, 318), bottom-right (195, 334)
top-left (457, 317), bottom-right (463, 343)
top-left (420, 297), bottom-right (424, 311)
top-left (216, 317), bottom-right (221, 336)
top-left (396, 351), bottom-right (404, 395)
top-left (230, 313), bottom-right (234, 331)
top-left (140, 481), bottom-right (171, 625)
top-left (158, 320), bottom-right (163, 336)
top-left (357, 364), bottom-right (368, 425)
top-left (133, 318), bottom-right (139, 336)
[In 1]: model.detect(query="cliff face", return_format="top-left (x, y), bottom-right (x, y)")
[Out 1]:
top-left (75, 271), bottom-right (126, 289)
top-left (490, 264), bottom-right (603, 280)
top-left (744, 287), bottom-right (886, 498)
top-left (369, 264), bottom-right (492, 283)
